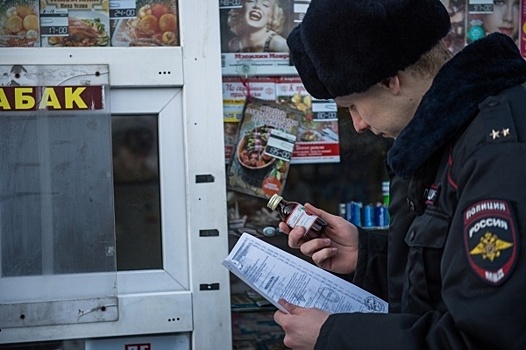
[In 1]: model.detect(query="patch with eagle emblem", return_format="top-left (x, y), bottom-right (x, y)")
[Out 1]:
top-left (463, 199), bottom-right (518, 285)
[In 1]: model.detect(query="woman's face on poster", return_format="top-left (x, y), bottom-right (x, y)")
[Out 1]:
top-left (484, 0), bottom-right (520, 39)
top-left (243, 0), bottom-right (275, 29)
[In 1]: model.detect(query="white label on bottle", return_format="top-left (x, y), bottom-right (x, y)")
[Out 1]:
top-left (286, 204), bottom-right (317, 230)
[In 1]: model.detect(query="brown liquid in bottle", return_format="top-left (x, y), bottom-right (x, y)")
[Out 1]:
top-left (267, 194), bottom-right (327, 240)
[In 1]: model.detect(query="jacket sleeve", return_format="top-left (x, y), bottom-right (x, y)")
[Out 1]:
top-left (316, 311), bottom-right (461, 350)
top-left (351, 227), bottom-right (388, 300)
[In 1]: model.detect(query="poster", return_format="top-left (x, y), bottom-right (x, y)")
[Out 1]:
top-left (227, 98), bottom-right (301, 199)
top-left (219, 0), bottom-right (294, 72)
top-left (521, 0), bottom-right (526, 57)
top-left (276, 77), bottom-right (340, 164)
top-left (40, 0), bottom-right (111, 47)
top-left (223, 76), bottom-right (277, 163)
top-left (110, 0), bottom-right (179, 46)
top-left (222, 76), bottom-right (341, 165)
top-left (466, 0), bottom-right (520, 48)
top-left (441, 0), bottom-right (467, 54)
top-left (0, 0), bottom-right (40, 47)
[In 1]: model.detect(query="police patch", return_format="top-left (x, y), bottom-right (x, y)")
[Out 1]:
top-left (464, 199), bottom-right (518, 285)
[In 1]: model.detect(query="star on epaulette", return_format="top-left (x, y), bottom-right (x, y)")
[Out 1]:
top-left (502, 128), bottom-right (510, 137)
top-left (490, 129), bottom-right (500, 140)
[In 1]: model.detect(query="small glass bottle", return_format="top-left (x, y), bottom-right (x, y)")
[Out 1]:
top-left (267, 194), bottom-right (327, 240)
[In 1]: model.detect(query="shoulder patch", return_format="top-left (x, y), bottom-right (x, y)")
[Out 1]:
top-left (463, 199), bottom-right (518, 285)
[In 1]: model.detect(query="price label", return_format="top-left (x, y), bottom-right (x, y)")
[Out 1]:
top-left (219, 0), bottom-right (242, 9)
top-left (312, 100), bottom-right (338, 120)
top-left (109, 0), bottom-right (137, 19)
top-left (40, 9), bottom-right (69, 37)
top-left (293, 1), bottom-right (310, 23)
top-left (313, 111), bottom-right (338, 120)
top-left (264, 129), bottom-right (296, 162)
top-left (468, 0), bottom-right (493, 13)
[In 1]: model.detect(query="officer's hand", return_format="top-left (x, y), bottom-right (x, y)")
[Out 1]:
top-left (279, 203), bottom-right (359, 274)
top-left (274, 299), bottom-right (330, 350)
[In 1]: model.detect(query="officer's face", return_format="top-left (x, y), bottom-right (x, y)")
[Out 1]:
top-left (335, 80), bottom-right (415, 139)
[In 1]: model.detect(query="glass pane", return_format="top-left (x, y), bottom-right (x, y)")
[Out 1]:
top-left (0, 111), bottom-right (115, 276)
top-left (283, 114), bottom-right (393, 213)
top-left (112, 115), bottom-right (162, 271)
top-left (227, 109), bottom-right (393, 238)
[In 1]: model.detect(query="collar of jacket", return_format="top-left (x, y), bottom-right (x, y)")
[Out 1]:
top-left (387, 33), bottom-right (526, 179)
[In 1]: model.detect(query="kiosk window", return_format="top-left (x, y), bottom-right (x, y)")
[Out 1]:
top-left (112, 115), bottom-right (162, 271)
top-left (0, 112), bottom-right (115, 276)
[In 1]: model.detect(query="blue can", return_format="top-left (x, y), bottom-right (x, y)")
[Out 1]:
top-left (375, 204), bottom-right (389, 227)
top-left (363, 204), bottom-right (374, 227)
top-left (346, 201), bottom-right (362, 226)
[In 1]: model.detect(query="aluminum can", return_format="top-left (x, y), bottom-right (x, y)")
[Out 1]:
top-left (363, 204), bottom-right (374, 227)
top-left (347, 201), bottom-right (362, 226)
top-left (375, 204), bottom-right (389, 227)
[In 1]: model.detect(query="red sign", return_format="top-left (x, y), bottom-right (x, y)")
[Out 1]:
top-left (0, 86), bottom-right (105, 111)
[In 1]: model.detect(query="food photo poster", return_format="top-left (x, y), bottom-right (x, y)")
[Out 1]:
top-left (227, 98), bottom-right (301, 199)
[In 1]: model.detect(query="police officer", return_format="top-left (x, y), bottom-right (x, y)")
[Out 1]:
top-left (273, 0), bottom-right (526, 349)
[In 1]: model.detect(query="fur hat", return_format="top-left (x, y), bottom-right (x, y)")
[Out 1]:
top-left (287, 0), bottom-right (451, 99)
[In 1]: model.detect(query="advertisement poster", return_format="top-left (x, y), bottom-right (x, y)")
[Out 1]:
top-left (223, 76), bottom-right (277, 163)
top-left (276, 77), bottom-right (340, 164)
top-left (227, 98), bottom-right (301, 199)
top-left (0, 0), bottom-right (40, 47)
top-left (466, 0), bottom-right (520, 48)
top-left (219, 0), bottom-right (294, 72)
top-left (521, 0), bottom-right (526, 57)
top-left (110, 0), bottom-right (179, 46)
top-left (441, 0), bottom-right (467, 54)
top-left (222, 76), bottom-right (340, 165)
top-left (40, 0), bottom-right (110, 47)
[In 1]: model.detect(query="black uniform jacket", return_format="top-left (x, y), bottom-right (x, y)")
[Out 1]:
top-left (316, 33), bottom-right (526, 350)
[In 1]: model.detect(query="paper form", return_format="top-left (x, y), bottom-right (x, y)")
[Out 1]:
top-left (223, 232), bottom-right (388, 314)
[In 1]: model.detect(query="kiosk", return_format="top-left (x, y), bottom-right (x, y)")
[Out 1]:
top-left (0, 1), bottom-right (231, 349)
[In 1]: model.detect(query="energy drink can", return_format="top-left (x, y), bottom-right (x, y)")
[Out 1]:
top-left (347, 201), bottom-right (362, 226)
top-left (363, 204), bottom-right (374, 227)
top-left (375, 204), bottom-right (389, 227)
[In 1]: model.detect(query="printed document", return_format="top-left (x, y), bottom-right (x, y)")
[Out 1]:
top-left (223, 232), bottom-right (388, 314)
